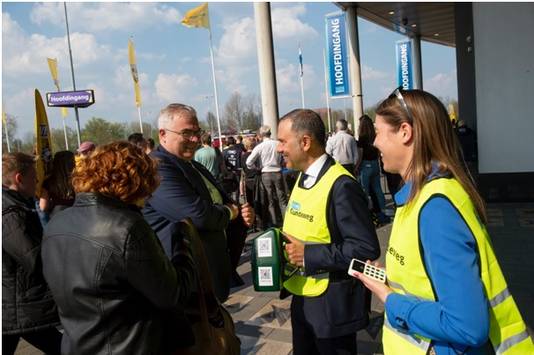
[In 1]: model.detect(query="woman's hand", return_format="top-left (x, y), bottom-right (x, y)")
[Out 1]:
top-left (351, 260), bottom-right (392, 304)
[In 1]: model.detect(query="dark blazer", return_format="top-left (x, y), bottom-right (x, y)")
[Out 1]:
top-left (143, 145), bottom-right (236, 302)
top-left (290, 156), bottom-right (380, 338)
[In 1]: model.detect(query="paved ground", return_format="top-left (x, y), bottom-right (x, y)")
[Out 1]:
top-left (15, 202), bottom-right (534, 354)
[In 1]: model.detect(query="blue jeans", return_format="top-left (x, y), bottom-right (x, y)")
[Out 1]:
top-left (359, 159), bottom-right (386, 212)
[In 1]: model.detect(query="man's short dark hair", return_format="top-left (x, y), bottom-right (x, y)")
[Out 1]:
top-left (336, 119), bottom-right (348, 131)
top-left (201, 133), bottom-right (212, 145)
top-left (280, 109), bottom-right (326, 148)
top-left (128, 133), bottom-right (146, 147)
top-left (2, 152), bottom-right (35, 186)
top-left (227, 136), bottom-right (236, 146)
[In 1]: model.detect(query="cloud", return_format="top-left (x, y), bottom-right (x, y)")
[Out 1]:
top-left (114, 65), bottom-right (149, 88)
top-left (362, 65), bottom-right (389, 80)
top-left (155, 73), bottom-right (197, 103)
top-left (271, 4), bottom-right (318, 41)
top-left (30, 3), bottom-right (181, 32)
top-left (2, 13), bottom-right (111, 75)
top-left (216, 17), bottom-right (256, 65)
top-left (277, 63), bottom-right (319, 94)
top-left (424, 70), bottom-right (458, 98)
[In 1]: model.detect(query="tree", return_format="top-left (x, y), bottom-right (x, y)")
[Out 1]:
top-left (223, 92), bottom-right (243, 133)
top-left (199, 111), bottom-right (218, 136)
top-left (50, 126), bottom-right (78, 153)
top-left (241, 95), bottom-right (261, 132)
top-left (81, 117), bottom-right (127, 145)
top-left (2, 113), bottom-right (18, 152)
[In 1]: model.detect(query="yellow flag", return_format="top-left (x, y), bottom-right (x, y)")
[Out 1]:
top-left (2, 111), bottom-right (7, 126)
top-left (34, 89), bottom-right (53, 197)
top-left (47, 58), bottom-right (60, 91)
top-left (448, 103), bottom-right (457, 121)
top-left (46, 58), bottom-right (68, 118)
top-left (128, 39), bottom-right (142, 108)
top-left (181, 3), bottom-right (209, 29)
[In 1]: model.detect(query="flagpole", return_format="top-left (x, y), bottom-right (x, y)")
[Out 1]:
top-left (299, 45), bottom-right (305, 108)
top-left (208, 28), bottom-right (223, 152)
top-left (137, 106), bottom-right (143, 134)
top-left (62, 118), bottom-right (68, 150)
top-left (64, 2), bottom-right (82, 147)
top-left (322, 49), bottom-right (332, 133)
top-left (3, 112), bottom-right (11, 153)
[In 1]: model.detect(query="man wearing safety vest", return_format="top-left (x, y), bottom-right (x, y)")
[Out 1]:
top-left (277, 109), bottom-right (380, 355)
top-left (352, 88), bottom-right (533, 354)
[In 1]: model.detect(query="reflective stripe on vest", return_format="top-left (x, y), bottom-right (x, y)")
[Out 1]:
top-left (282, 162), bottom-right (351, 297)
top-left (383, 177), bottom-right (533, 355)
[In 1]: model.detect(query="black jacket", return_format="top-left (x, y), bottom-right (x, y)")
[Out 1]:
top-left (288, 156), bottom-right (381, 338)
top-left (42, 193), bottom-right (196, 355)
top-left (2, 187), bottom-right (59, 335)
top-left (143, 145), bottom-right (237, 302)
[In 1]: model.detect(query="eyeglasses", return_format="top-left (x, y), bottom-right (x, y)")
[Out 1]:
top-left (165, 128), bottom-right (204, 140)
top-left (389, 86), bottom-right (414, 122)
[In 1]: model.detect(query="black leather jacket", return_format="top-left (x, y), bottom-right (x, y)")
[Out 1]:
top-left (42, 193), bottom-right (196, 355)
top-left (2, 187), bottom-right (59, 334)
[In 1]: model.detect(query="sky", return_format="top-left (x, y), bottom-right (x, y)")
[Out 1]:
top-left (2, 2), bottom-right (458, 141)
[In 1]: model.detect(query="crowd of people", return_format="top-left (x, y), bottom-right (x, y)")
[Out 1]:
top-left (2, 88), bottom-right (532, 355)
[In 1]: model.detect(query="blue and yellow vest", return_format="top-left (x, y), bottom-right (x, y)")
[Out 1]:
top-left (282, 162), bottom-right (351, 297)
top-left (383, 177), bottom-right (533, 355)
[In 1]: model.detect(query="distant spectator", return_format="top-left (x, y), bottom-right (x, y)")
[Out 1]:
top-left (246, 125), bottom-right (288, 228)
top-left (42, 142), bottom-right (197, 355)
top-left (146, 138), bottom-right (156, 154)
top-left (128, 132), bottom-right (148, 152)
top-left (75, 141), bottom-right (96, 166)
top-left (455, 120), bottom-right (478, 182)
top-left (235, 135), bottom-right (245, 152)
top-left (241, 137), bottom-right (260, 211)
top-left (358, 115), bottom-right (389, 224)
top-left (194, 133), bottom-right (222, 179)
top-left (39, 151), bottom-right (76, 219)
top-left (326, 118), bottom-right (359, 175)
top-left (2, 152), bottom-right (62, 355)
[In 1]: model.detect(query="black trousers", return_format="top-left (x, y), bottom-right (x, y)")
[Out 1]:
top-left (3, 327), bottom-right (62, 355)
top-left (291, 295), bottom-right (358, 355)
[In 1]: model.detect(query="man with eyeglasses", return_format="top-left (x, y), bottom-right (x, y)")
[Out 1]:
top-left (142, 103), bottom-right (255, 302)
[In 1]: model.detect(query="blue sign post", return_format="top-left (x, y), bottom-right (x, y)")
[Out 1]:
top-left (325, 12), bottom-right (350, 97)
top-left (396, 39), bottom-right (413, 90)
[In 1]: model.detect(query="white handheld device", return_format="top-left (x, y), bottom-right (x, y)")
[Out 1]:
top-left (348, 258), bottom-right (386, 283)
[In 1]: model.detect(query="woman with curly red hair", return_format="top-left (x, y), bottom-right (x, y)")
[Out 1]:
top-left (41, 141), bottom-right (197, 355)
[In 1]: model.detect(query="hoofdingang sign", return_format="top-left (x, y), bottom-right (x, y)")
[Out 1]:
top-left (396, 39), bottom-right (413, 90)
top-left (46, 90), bottom-right (95, 108)
top-left (325, 12), bottom-right (350, 97)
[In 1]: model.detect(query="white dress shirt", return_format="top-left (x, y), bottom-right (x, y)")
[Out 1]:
top-left (301, 154), bottom-right (328, 188)
top-left (246, 138), bottom-right (282, 173)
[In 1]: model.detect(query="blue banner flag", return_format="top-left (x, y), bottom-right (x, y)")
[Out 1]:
top-left (325, 12), bottom-right (350, 97)
top-left (299, 46), bottom-right (303, 78)
top-left (396, 39), bottom-right (413, 90)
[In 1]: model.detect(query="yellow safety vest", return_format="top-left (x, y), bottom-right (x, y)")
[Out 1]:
top-left (383, 177), bottom-right (533, 355)
top-left (282, 162), bottom-right (351, 297)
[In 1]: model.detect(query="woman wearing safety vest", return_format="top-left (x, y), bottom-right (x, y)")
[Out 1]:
top-left (351, 88), bottom-right (533, 355)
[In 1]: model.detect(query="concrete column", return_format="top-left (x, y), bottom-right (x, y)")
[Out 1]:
top-left (254, 2), bottom-right (280, 138)
top-left (346, 6), bottom-right (363, 136)
top-left (412, 35), bottom-right (423, 89)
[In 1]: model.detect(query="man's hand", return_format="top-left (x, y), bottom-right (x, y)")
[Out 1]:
top-left (240, 203), bottom-right (255, 227)
top-left (225, 203), bottom-right (239, 220)
top-left (283, 233), bottom-right (305, 267)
